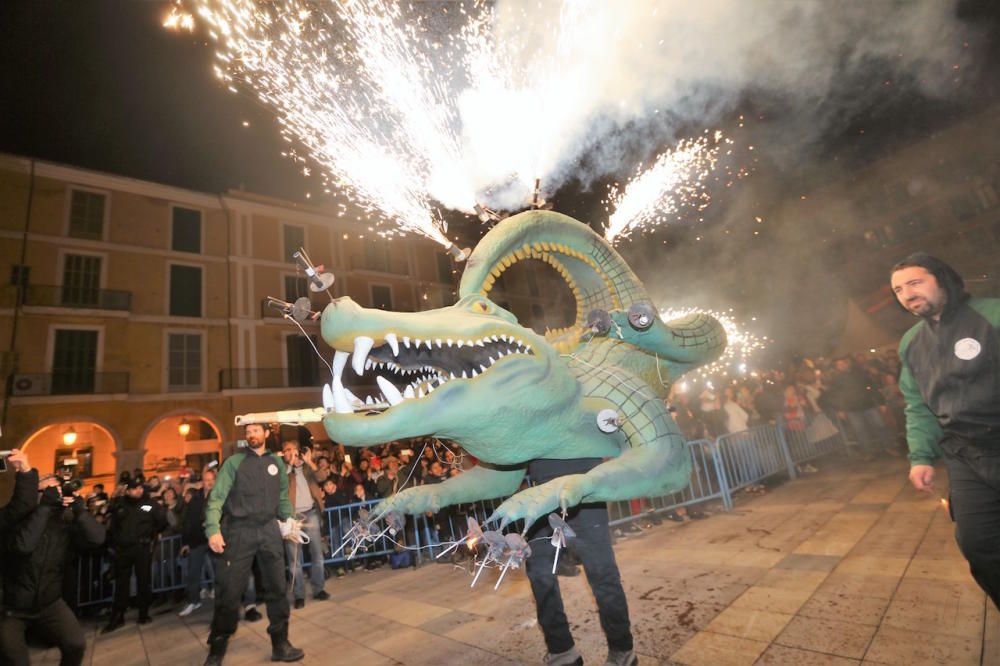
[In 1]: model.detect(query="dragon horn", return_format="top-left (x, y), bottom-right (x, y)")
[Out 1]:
top-left (459, 210), bottom-right (648, 328)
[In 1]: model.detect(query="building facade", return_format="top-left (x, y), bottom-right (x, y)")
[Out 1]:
top-left (0, 154), bottom-right (469, 491)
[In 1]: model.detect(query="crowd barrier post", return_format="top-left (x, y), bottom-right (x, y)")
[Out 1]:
top-left (708, 439), bottom-right (734, 511)
top-left (775, 416), bottom-right (799, 480)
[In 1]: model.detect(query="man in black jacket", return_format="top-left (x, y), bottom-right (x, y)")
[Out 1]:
top-left (178, 469), bottom-right (216, 617)
top-left (102, 478), bottom-right (167, 633)
top-left (0, 472), bottom-right (105, 666)
top-left (0, 449), bottom-right (39, 617)
top-left (823, 356), bottom-right (889, 456)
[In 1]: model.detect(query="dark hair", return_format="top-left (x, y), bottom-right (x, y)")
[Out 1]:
top-left (891, 252), bottom-right (969, 317)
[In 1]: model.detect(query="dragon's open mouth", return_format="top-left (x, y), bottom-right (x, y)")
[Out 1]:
top-left (323, 332), bottom-right (535, 414)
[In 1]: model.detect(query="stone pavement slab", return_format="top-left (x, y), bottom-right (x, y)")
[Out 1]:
top-left (29, 455), bottom-right (996, 665)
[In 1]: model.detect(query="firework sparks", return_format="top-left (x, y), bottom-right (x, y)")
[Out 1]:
top-left (189, 0), bottom-right (471, 247)
top-left (164, 6), bottom-right (195, 31)
top-left (604, 131), bottom-right (727, 244)
top-left (660, 307), bottom-right (766, 377)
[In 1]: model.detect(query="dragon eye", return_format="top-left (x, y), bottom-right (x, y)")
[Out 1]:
top-left (627, 303), bottom-right (655, 330)
top-left (473, 300), bottom-right (492, 314)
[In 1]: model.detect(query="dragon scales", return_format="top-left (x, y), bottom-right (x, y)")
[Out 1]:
top-left (248, 210), bottom-right (726, 528)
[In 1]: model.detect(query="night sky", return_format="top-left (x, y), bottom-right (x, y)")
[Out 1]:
top-left (2, 0), bottom-right (999, 357)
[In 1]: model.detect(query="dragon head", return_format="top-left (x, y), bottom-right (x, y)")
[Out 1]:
top-left (319, 210), bottom-right (725, 464)
top-left (319, 292), bottom-right (580, 464)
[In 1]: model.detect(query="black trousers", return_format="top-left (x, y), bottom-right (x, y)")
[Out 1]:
top-left (941, 435), bottom-right (1000, 610)
top-left (209, 521), bottom-right (290, 643)
top-left (112, 544), bottom-right (152, 617)
top-left (524, 503), bottom-right (633, 654)
top-left (0, 599), bottom-right (86, 666)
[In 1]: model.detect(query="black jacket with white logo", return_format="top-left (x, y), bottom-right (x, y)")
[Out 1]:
top-left (899, 298), bottom-right (1000, 464)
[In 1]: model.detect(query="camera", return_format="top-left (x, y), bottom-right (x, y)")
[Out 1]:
top-left (61, 477), bottom-right (83, 498)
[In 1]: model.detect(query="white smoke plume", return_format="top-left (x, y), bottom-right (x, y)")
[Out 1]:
top-left (464, 0), bottom-right (976, 210)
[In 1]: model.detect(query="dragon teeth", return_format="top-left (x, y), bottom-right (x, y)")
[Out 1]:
top-left (332, 351), bottom-right (349, 378)
top-left (352, 336), bottom-right (374, 376)
top-left (376, 376), bottom-right (403, 406)
top-left (479, 364), bottom-right (486, 373)
top-left (402, 336), bottom-right (411, 348)
top-left (417, 387), bottom-right (425, 398)
top-left (331, 378), bottom-right (353, 414)
top-left (322, 384), bottom-right (334, 413)
top-left (385, 333), bottom-right (399, 356)
top-left (403, 385), bottom-right (415, 399)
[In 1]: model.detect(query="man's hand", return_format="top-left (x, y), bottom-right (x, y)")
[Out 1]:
top-left (303, 448), bottom-right (317, 471)
top-left (909, 465), bottom-right (935, 493)
top-left (836, 411), bottom-right (847, 421)
top-left (7, 449), bottom-right (30, 473)
top-left (208, 533), bottom-right (226, 553)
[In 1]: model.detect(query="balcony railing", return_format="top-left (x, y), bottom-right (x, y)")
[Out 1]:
top-left (22, 285), bottom-right (132, 311)
top-left (220, 367), bottom-right (324, 390)
top-left (10, 372), bottom-right (129, 396)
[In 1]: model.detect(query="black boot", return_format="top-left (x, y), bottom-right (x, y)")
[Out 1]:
top-left (204, 637), bottom-right (228, 666)
top-left (270, 634), bottom-right (304, 662)
top-left (101, 611), bottom-right (126, 634)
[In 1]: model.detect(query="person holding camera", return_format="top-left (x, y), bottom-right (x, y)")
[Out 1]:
top-left (0, 450), bottom-right (38, 535)
top-left (102, 477), bottom-right (167, 633)
top-left (0, 450), bottom-right (40, 616)
top-left (280, 441), bottom-right (329, 609)
top-left (0, 472), bottom-right (105, 666)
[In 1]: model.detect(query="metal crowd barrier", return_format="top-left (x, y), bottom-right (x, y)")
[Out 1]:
top-left (75, 416), bottom-right (850, 608)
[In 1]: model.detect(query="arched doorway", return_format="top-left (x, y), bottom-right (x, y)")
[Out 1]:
top-left (21, 421), bottom-right (119, 490)
top-left (141, 412), bottom-right (223, 480)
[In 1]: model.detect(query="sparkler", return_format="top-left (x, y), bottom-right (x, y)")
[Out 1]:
top-left (190, 0), bottom-right (470, 248)
top-left (604, 131), bottom-right (727, 244)
top-left (659, 307), bottom-right (766, 377)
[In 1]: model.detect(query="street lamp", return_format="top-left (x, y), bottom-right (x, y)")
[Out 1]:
top-left (62, 426), bottom-right (77, 446)
top-left (178, 418), bottom-right (191, 437)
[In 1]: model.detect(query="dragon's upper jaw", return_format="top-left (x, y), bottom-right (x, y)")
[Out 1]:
top-left (321, 329), bottom-right (539, 416)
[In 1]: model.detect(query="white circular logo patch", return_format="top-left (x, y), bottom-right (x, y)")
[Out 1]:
top-left (954, 338), bottom-right (981, 360)
top-left (267, 464), bottom-right (279, 476)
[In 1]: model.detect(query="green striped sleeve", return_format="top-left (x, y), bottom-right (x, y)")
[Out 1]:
top-left (898, 326), bottom-right (943, 466)
top-left (969, 298), bottom-right (1000, 328)
top-left (204, 452), bottom-right (244, 537)
top-left (275, 455), bottom-right (293, 520)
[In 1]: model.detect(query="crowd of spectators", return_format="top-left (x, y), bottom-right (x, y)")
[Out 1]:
top-left (70, 435), bottom-right (473, 615)
top-left (669, 349), bottom-right (907, 458)
top-left (57, 351), bottom-right (905, 622)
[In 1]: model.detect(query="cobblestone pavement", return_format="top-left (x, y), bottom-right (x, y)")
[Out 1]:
top-left (30, 455), bottom-right (1000, 665)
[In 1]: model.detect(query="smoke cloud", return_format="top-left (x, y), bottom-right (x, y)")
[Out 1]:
top-left (466, 0), bottom-right (976, 209)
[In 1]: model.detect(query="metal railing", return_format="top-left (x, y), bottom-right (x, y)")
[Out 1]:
top-left (10, 371), bottom-right (129, 396)
top-left (219, 367), bottom-right (325, 390)
top-left (23, 284), bottom-right (132, 311)
top-left (73, 415), bottom-right (849, 607)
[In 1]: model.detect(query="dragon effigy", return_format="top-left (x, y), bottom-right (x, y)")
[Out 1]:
top-left (310, 210), bottom-right (726, 527)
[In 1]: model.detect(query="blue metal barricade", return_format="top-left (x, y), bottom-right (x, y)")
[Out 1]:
top-left (75, 419), bottom-right (852, 606)
top-left (606, 438), bottom-right (732, 525)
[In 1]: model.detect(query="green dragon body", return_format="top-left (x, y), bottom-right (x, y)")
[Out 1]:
top-left (317, 210), bottom-right (725, 527)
